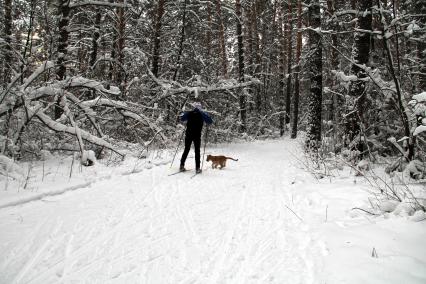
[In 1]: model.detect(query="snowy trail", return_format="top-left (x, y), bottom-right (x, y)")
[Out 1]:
top-left (0, 139), bottom-right (321, 283)
top-left (1, 139), bottom-right (425, 283)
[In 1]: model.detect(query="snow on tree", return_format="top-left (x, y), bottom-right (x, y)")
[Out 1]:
top-left (0, 0), bottom-right (423, 180)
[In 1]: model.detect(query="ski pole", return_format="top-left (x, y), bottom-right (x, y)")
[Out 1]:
top-left (170, 127), bottom-right (186, 168)
top-left (201, 125), bottom-right (209, 170)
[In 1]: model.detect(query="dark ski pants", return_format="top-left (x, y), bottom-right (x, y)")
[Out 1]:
top-left (180, 134), bottom-right (201, 169)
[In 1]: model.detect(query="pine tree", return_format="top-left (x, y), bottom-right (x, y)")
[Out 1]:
top-left (215, 0), bottom-right (228, 78)
top-left (291, 0), bottom-right (302, 139)
top-left (305, 0), bottom-right (323, 149)
top-left (415, 0), bottom-right (426, 91)
top-left (236, 0), bottom-right (246, 131)
top-left (152, 0), bottom-right (165, 77)
top-left (54, 0), bottom-right (71, 119)
top-left (285, 0), bottom-right (293, 125)
top-left (345, 0), bottom-right (372, 144)
top-left (3, 0), bottom-right (13, 86)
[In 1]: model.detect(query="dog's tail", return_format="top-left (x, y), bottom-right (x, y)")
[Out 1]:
top-left (226, 157), bottom-right (238, 161)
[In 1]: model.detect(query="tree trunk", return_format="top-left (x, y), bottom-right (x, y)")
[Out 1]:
top-left (378, 0), bottom-right (414, 160)
top-left (252, 2), bottom-right (261, 112)
top-left (152, 0), bottom-right (165, 77)
top-left (266, 0), bottom-right (278, 114)
top-left (20, 0), bottom-right (36, 85)
top-left (305, 0), bottom-right (323, 149)
top-left (326, 0), bottom-right (342, 145)
top-left (285, 0), bottom-right (293, 125)
top-left (416, 0), bottom-right (426, 91)
top-left (169, 0), bottom-right (188, 122)
top-left (90, 10), bottom-right (102, 68)
top-left (244, 3), bottom-right (254, 113)
top-left (22, 0), bottom-right (36, 68)
top-left (345, 0), bottom-right (372, 145)
top-left (172, 0), bottom-right (188, 81)
top-left (116, 1), bottom-right (126, 88)
top-left (278, 5), bottom-right (286, 136)
top-left (259, 1), bottom-right (269, 114)
top-left (206, 2), bottom-right (212, 58)
top-left (236, 0), bottom-right (246, 131)
top-left (215, 0), bottom-right (228, 78)
top-left (109, 32), bottom-right (116, 83)
top-left (3, 0), bottom-right (13, 86)
top-left (55, 0), bottom-right (71, 119)
top-left (291, 0), bottom-right (302, 139)
top-left (245, 5), bottom-right (253, 76)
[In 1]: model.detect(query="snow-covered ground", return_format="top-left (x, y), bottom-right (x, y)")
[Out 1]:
top-left (0, 138), bottom-right (425, 283)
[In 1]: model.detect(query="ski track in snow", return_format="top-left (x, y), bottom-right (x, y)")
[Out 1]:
top-left (0, 139), bottom-right (319, 283)
top-left (1, 139), bottom-right (423, 283)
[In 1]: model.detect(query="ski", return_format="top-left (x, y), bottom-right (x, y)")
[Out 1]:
top-left (168, 171), bottom-right (184, 176)
top-left (168, 169), bottom-right (191, 176)
top-left (190, 169), bottom-right (204, 178)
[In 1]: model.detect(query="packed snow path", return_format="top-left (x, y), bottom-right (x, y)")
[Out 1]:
top-left (1, 139), bottom-right (425, 283)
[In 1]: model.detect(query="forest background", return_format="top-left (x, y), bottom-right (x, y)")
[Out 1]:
top-left (0, 0), bottom-right (425, 182)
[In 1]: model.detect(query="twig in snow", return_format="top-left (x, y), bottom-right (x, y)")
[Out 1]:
top-left (371, 247), bottom-right (378, 258)
top-left (325, 205), bottom-right (328, 222)
top-left (42, 159), bottom-right (45, 182)
top-left (23, 163), bottom-right (32, 190)
top-left (132, 129), bottom-right (163, 173)
top-left (285, 205), bottom-right (303, 222)
top-left (351, 207), bottom-right (379, 216)
top-left (69, 155), bottom-right (75, 180)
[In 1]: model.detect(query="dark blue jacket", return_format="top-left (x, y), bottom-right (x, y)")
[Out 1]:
top-left (181, 108), bottom-right (213, 137)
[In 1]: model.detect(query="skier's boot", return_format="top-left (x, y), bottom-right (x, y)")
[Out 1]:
top-left (196, 168), bottom-right (202, 174)
top-left (179, 165), bottom-right (186, 172)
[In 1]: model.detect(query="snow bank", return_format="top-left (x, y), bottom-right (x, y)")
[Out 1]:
top-left (411, 210), bottom-right (426, 222)
top-left (0, 182), bottom-right (91, 209)
top-left (0, 149), bottom-right (172, 209)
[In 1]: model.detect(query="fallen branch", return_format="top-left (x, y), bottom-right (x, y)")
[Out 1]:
top-left (285, 205), bottom-right (304, 222)
top-left (33, 107), bottom-right (124, 158)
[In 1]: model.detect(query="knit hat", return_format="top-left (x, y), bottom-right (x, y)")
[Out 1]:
top-left (192, 102), bottom-right (202, 110)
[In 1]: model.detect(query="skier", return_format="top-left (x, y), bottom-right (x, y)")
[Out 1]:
top-left (179, 101), bottom-right (213, 173)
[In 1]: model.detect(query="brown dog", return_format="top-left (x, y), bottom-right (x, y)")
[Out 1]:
top-left (206, 155), bottom-right (238, 169)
